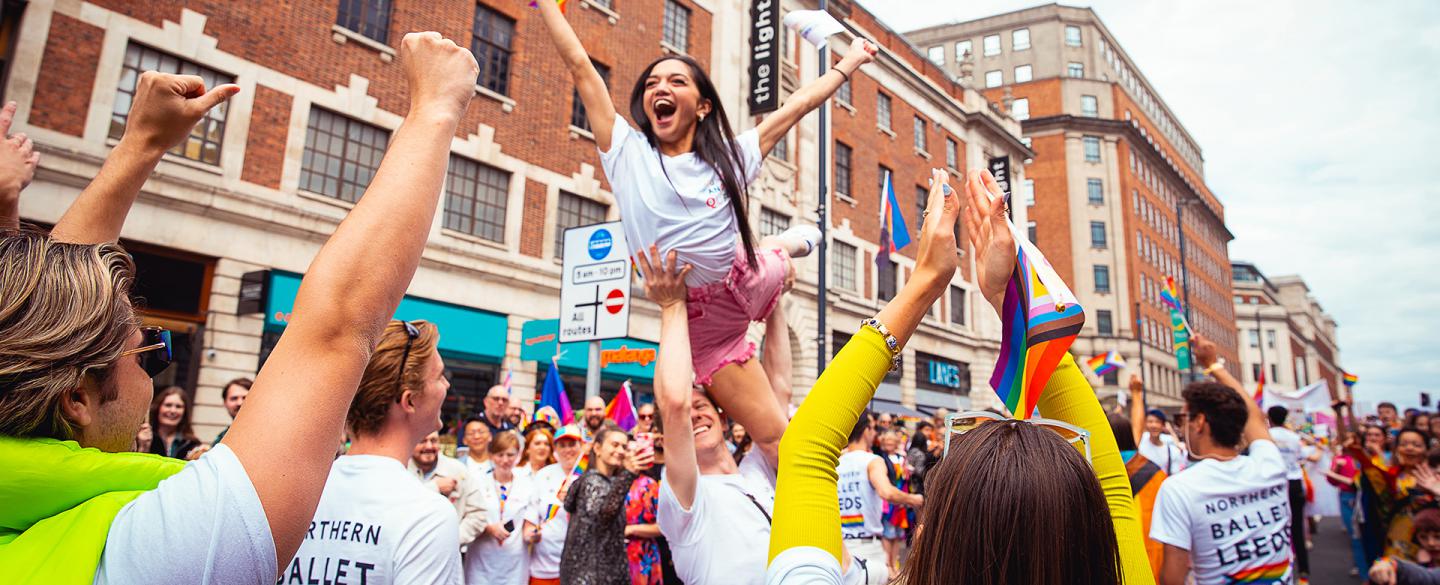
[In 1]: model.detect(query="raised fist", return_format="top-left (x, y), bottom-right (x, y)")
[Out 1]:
top-left (399, 32), bottom-right (479, 120)
top-left (123, 72), bottom-right (240, 154)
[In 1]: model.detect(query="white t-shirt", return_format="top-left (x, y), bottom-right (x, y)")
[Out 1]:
top-left (836, 451), bottom-right (883, 539)
top-left (1138, 432), bottom-right (1187, 475)
top-left (1151, 439), bottom-right (1293, 585)
top-left (527, 463), bottom-right (573, 580)
top-left (598, 114), bottom-right (764, 286)
top-left (659, 453), bottom-right (777, 585)
top-left (1268, 427), bottom-right (1305, 481)
top-left (766, 547), bottom-right (844, 585)
top-left (96, 444), bottom-right (276, 584)
top-left (285, 455), bottom-right (463, 585)
top-left (462, 455), bottom-right (494, 479)
top-left (463, 471), bottom-right (534, 585)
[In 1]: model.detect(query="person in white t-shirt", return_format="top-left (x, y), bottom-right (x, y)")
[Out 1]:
top-left (528, 423), bottom-right (586, 584)
top-left (464, 430), bottom-right (535, 585)
top-left (288, 320), bottom-right (462, 584)
top-left (837, 411), bottom-right (923, 584)
top-left (536, 0), bottom-right (879, 475)
top-left (460, 418), bottom-right (495, 478)
top-left (1151, 338), bottom-right (1293, 585)
top-left (1138, 408), bottom-right (1187, 476)
top-left (1267, 405), bottom-right (1310, 578)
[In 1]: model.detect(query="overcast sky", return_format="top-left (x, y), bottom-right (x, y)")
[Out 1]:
top-left (857, 0), bottom-right (1440, 411)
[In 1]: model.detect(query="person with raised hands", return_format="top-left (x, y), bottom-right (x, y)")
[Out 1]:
top-left (766, 168), bottom-right (1154, 585)
top-left (0, 101), bottom-right (39, 231)
top-left (0, 31), bottom-right (478, 585)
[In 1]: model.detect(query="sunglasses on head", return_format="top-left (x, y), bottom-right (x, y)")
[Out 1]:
top-left (118, 326), bottom-right (173, 378)
top-left (394, 321), bottom-right (421, 393)
top-left (945, 411), bottom-right (1092, 463)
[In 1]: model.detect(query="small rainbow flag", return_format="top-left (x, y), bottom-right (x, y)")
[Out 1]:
top-left (528, 0), bottom-right (568, 13)
top-left (840, 513), bottom-right (866, 529)
top-left (555, 444), bottom-right (591, 500)
top-left (1343, 372), bottom-right (1358, 388)
top-left (1086, 351), bottom-right (1125, 377)
top-left (989, 220), bottom-right (1086, 419)
top-left (1224, 558), bottom-right (1291, 583)
top-left (541, 503), bottom-right (560, 524)
top-left (1253, 369), bottom-right (1266, 405)
top-left (1160, 276), bottom-right (1183, 312)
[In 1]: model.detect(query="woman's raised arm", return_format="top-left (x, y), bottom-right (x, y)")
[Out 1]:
top-left (535, 0), bottom-right (618, 150)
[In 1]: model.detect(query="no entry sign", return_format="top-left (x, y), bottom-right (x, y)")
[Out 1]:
top-left (559, 221), bottom-right (632, 343)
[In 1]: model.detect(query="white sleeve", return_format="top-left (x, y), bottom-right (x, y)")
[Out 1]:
top-left (766, 546), bottom-right (844, 585)
top-left (599, 113), bottom-right (637, 160)
top-left (1148, 480), bottom-right (1192, 550)
top-left (1247, 439), bottom-right (1288, 479)
top-left (657, 477), bottom-right (702, 545)
top-left (735, 128), bottom-right (764, 185)
top-left (97, 444), bottom-right (276, 584)
top-left (394, 502), bottom-right (464, 585)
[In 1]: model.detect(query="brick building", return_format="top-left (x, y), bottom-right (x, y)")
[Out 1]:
top-left (1232, 262), bottom-right (1346, 404)
top-left (7, 0), bottom-right (1028, 438)
top-left (907, 3), bottom-right (1239, 406)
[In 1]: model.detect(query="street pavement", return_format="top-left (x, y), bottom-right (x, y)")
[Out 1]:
top-left (1310, 516), bottom-right (1363, 585)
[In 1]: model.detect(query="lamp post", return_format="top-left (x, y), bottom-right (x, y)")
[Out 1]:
top-left (1175, 196), bottom-right (1203, 380)
top-left (815, 0), bottom-right (830, 372)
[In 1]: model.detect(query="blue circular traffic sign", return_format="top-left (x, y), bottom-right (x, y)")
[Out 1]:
top-left (588, 229), bottom-right (613, 260)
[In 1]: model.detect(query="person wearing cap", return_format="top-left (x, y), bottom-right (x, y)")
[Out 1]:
top-left (1129, 375), bottom-right (1187, 476)
top-left (528, 424), bottom-right (586, 585)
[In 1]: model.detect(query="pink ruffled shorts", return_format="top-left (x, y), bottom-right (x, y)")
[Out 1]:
top-left (686, 242), bottom-right (791, 385)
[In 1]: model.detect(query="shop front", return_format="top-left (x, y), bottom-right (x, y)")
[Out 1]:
top-left (242, 270), bottom-right (509, 431)
top-left (520, 319), bottom-right (657, 411)
top-left (913, 352), bottom-right (973, 414)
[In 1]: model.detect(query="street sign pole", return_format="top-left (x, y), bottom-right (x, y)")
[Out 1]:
top-left (559, 221), bottom-right (632, 402)
top-left (586, 341), bottom-right (602, 400)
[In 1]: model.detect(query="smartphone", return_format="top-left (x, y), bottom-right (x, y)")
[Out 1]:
top-left (633, 432), bottom-right (655, 459)
top-left (503, 520), bottom-right (515, 533)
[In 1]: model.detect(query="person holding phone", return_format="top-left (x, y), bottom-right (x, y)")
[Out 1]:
top-left (560, 427), bottom-right (652, 585)
top-left (464, 430), bottom-right (534, 585)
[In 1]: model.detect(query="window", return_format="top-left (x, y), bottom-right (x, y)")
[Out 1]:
top-left (983, 34), bottom-right (1001, 56)
top-left (1081, 94), bottom-right (1098, 117)
top-left (1251, 364), bottom-right (1262, 383)
top-left (1093, 265), bottom-right (1111, 293)
top-left (571, 61), bottom-right (609, 131)
top-left (950, 287), bottom-right (966, 325)
top-left (300, 108), bottom-right (390, 203)
top-left (913, 116), bottom-right (927, 152)
top-left (984, 70), bottom-right (1002, 88)
top-left (1248, 329), bottom-right (1260, 347)
top-left (1012, 28), bottom-right (1030, 51)
top-left (1083, 136), bottom-right (1101, 162)
top-left (555, 192), bottom-right (608, 259)
top-left (1067, 62), bottom-right (1084, 78)
top-left (1065, 25), bottom-right (1082, 46)
top-left (1096, 310), bottom-right (1113, 336)
top-left (834, 142), bottom-right (852, 198)
top-left (589, 0), bottom-right (612, 8)
top-left (472, 4), bottom-right (516, 95)
top-left (927, 46), bottom-right (944, 65)
top-left (831, 331), bottom-right (851, 358)
top-left (878, 258), bottom-right (897, 301)
top-left (836, 75), bottom-right (852, 104)
top-left (915, 185), bottom-right (927, 237)
top-left (945, 138), bottom-right (958, 169)
top-left (1011, 98), bottom-right (1029, 121)
top-left (1090, 221), bottom-right (1107, 249)
top-left (1023, 179), bottom-right (1035, 206)
top-left (1266, 329), bottom-right (1276, 349)
top-left (1014, 64), bottom-right (1032, 83)
top-left (760, 206), bottom-right (790, 237)
top-left (663, 0), bottom-right (691, 52)
top-left (443, 156), bottom-right (510, 242)
top-left (1087, 178), bottom-right (1103, 204)
top-left (112, 45), bottom-right (234, 165)
top-left (1271, 364), bottom-right (1279, 384)
top-left (955, 40), bottom-right (973, 60)
top-left (337, 0), bottom-right (392, 44)
top-left (1026, 220), bottom-right (1037, 244)
top-left (833, 241), bottom-right (857, 291)
top-left (770, 131), bottom-right (788, 161)
top-left (877, 93), bottom-right (892, 130)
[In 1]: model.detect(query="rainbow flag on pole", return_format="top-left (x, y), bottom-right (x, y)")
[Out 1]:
top-left (1253, 369), bottom-right (1266, 405)
top-left (1086, 351), bottom-right (1125, 377)
top-left (1343, 372), bottom-right (1359, 388)
top-left (989, 220), bottom-right (1086, 419)
top-left (1161, 276), bottom-right (1183, 312)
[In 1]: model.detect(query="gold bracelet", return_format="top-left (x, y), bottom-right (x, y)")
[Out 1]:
top-left (860, 318), bottom-right (902, 372)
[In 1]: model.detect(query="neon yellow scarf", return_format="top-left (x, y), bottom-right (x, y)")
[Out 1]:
top-left (0, 436), bottom-right (183, 583)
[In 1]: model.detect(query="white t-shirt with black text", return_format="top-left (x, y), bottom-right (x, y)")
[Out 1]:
top-left (598, 114), bottom-right (764, 286)
top-left (284, 455), bottom-right (462, 585)
top-left (1268, 427), bottom-right (1305, 481)
top-left (659, 452), bottom-right (776, 584)
top-left (1151, 439), bottom-right (1293, 585)
top-left (836, 451), bottom-right (883, 539)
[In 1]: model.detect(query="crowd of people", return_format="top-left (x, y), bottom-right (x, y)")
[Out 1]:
top-left (0, 13), bottom-right (1408, 585)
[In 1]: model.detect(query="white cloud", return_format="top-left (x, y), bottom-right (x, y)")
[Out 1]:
top-left (859, 0), bottom-right (1440, 409)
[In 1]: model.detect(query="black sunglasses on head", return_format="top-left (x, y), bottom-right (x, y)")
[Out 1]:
top-left (394, 321), bottom-right (421, 393)
top-left (118, 327), bottom-right (173, 378)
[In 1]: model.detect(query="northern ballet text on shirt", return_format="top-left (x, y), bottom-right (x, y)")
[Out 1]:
top-left (1201, 484), bottom-right (1292, 568)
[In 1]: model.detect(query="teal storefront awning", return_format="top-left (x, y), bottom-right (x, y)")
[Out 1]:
top-left (519, 319), bottom-right (656, 381)
top-left (263, 271), bottom-right (508, 364)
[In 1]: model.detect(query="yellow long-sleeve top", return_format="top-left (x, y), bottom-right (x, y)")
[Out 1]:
top-left (765, 328), bottom-right (1154, 584)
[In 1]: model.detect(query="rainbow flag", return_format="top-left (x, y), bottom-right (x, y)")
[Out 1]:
top-left (541, 503), bottom-right (560, 524)
top-left (989, 220), bottom-right (1086, 419)
top-left (605, 380), bottom-right (639, 431)
top-left (1253, 369), bottom-right (1265, 405)
top-left (1086, 351), bottom-right (1125, 377)
top-left (555, 445), bottom-right (592, 500)
top-left (528, 0), bottom-right (568, 13)
top-left (1224, 558), bottom-right (1291, 583)
top-left (1160, 276), bottom-right (1183, 312)
top-left (1343, 372), bottom-right (1358, 388)
top-left (840, 513), bottom-right (866, 530)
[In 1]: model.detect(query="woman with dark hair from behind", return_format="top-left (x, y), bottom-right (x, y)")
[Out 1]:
top-left (533, 0), bottom-right (875, 473)
top-left (140, 386), bottom-right (203, 460)
top-left (764, 170), bottom-right (1149, 584)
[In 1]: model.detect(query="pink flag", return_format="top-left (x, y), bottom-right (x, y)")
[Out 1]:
top-left (606, 381), bottom-right (639, 432)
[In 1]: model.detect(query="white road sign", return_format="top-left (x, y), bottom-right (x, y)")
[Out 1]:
top-left (559, 221), bottom-right (631, 343)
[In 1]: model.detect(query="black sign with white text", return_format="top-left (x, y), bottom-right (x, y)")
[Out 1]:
top-left (748, 0), bottom-right (781, 115)
top-left (988, 155), bottom-right (1012, 216)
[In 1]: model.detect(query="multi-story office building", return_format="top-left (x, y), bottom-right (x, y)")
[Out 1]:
top-left (907, 3), bottom-right (1239, 406)
top-left (1232, 262), bottom-right (1346, 403)
top-left (8, 0), bottom-right (1028, 437)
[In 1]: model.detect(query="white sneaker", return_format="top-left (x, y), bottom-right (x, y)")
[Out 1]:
top-left (777, 224), bottom-right (822, 258)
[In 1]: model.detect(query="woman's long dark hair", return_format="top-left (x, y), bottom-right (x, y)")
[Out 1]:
top-left (629, 55), bottom-right (757, 268)
top-left (902, 421), bottom-right (1121, 585)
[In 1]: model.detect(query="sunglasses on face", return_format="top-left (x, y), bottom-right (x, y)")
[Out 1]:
top-left (118, 327), bottom-right (173, 378)
top-left (945, 411), bottom-right (1092, 463)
